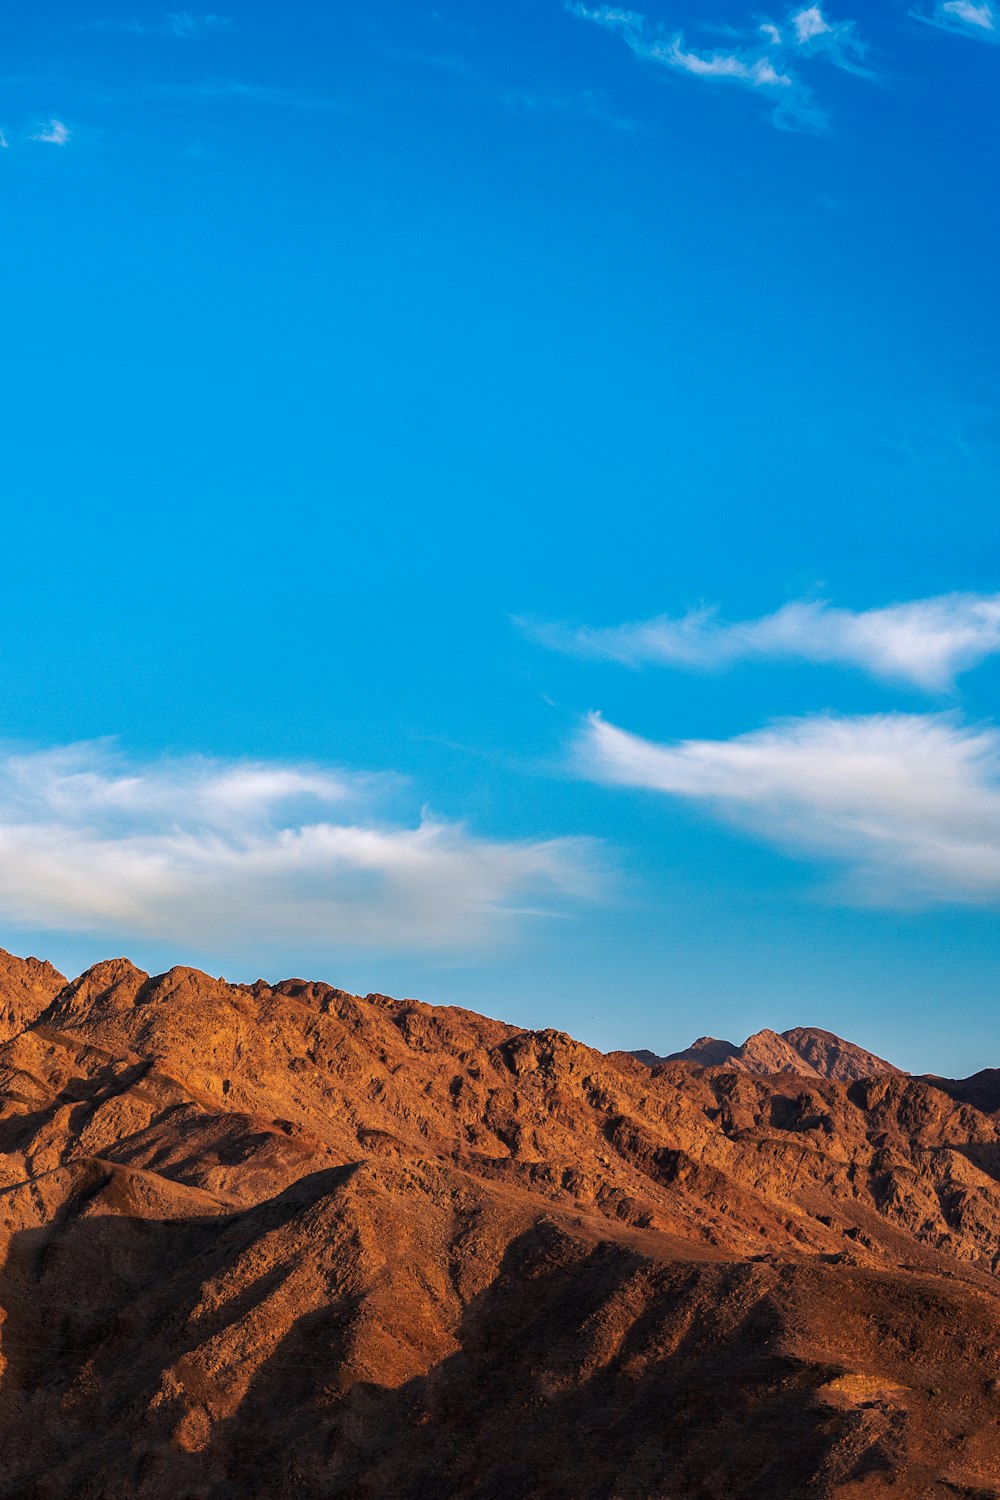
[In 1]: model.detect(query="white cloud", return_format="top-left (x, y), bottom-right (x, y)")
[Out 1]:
top-left (792, 4), bottom-right (832, 39)
top-left (566, 0), bottom-right (869, 129)
top-left (32, 120), bottom-right (70, 145)
top-left (786, 2), bottom-right (872, 71)
top-left (569, 6), bottom-right (646, 28)
top-left (578, 711), bottom-right (1000, 905)
top-left (566, 1), bottom-right (814, 125)
top-left (0, 740), bottom-right (599, 952)
top-left (0, 130), bottom-right (9, 150)
top-left (521, 592), bottom-right (1000, 690)
top-left (665, 40), bottom-right (793, 86)
top-left (915, 0), bottom-right (998, 32)
top-left (943, 0), bottom-right (996, 24)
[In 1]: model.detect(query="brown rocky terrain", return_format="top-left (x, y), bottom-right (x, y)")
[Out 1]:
top-left (1, 946), bottom-right (1000, 1497)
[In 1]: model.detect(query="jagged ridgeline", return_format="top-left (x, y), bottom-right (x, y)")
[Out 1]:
top-left (2, 946), bottom-right (1000, 1498)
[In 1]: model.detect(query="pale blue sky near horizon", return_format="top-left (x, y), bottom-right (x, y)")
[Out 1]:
top-left (0, 0), bottom-right (998, 1074)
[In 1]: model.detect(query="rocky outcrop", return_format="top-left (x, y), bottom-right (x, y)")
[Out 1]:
top-left (0, 946), bottom-right (66, 1043)
top-left (0, 948), bottom-right (997, 1497)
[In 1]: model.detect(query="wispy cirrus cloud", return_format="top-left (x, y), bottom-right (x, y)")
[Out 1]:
top-left (566, 0), bottom-right (871, 129)
top-left (520, 592), bottom-right (1000, 690)
top-left (85, 12), bottom-right (231, 38)
top-left (166, 9), bottom-right (229, 35)
top-left (31, 119), bottom-right (71, 145)
top-left (912, 0), bottom-right (998, 38)
top-left (578, 711), bottom-right (1000, 906)
top-left (0, 740), bottom-right (600, 952)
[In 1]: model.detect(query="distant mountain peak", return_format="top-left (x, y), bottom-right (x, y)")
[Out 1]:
top-left (656, 1035), bottom-right (741, 1068)
top-left (633, 1024), bottom-right (902, 1081)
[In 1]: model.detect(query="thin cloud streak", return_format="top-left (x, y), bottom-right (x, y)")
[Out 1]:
top-left (0, 741), bottom-right (601, 953)
top-left (521, 592), bottom-right (1000, 690)
top-left (566, 0), bottom-right (871, 129)
top-left (578, 711), bottom-right (1000, 906)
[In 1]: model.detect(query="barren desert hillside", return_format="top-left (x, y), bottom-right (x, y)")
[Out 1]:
top-left (2, 947), bottom-right (1000, 1498)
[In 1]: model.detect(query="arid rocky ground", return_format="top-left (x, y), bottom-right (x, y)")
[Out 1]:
top-left (2, 945), bottom-right (1000, 1498)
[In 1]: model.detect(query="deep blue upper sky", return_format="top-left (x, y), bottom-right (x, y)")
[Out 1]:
top-left (0, 0), bottom-right (997, 1072)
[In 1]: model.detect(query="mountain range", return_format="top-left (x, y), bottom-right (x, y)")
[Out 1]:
top-left (1, 945), bottom-right (1000, 1498)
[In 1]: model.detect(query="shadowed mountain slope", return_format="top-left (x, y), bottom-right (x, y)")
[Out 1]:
top-left (925, 1068), bottom-right (1000, 1115)
top-left (0, 947), bottom-right (999, 1497)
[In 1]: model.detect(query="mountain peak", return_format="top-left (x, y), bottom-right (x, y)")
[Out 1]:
top-left (0, 947), bottom-right (67, 1042)
top-left (655, 1035), bottom-right (741, 1067)
top-left (43, 957), bottom-right (149, 1025)
top-left (780, 1025), bottom-right (903, 1082)
top-left (635, 1024), bottom-right (901, 1081)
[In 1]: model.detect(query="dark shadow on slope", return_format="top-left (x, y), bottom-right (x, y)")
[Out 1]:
top-left (0, 1164), bottom-right (361, 1500)
top-left (922, 1070), bottom-right (1000, 1115)
top-left (2, 1178), bottom-right (1000, 1500)
top-left (172, 1222), bottom-right (846, 1500)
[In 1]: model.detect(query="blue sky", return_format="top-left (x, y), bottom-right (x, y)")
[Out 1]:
top-left (0, 0), bottom-right (998, 1073)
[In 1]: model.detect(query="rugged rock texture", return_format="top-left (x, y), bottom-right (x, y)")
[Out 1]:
top-left (781, 1026), bottom-right (903, 1083)
top-left (648, 1025), bottom-right (902, 1082)
top-left (1, 946), bottom-right (1000, 1497)
top-left (0, 948), bottom-right (65, 1044)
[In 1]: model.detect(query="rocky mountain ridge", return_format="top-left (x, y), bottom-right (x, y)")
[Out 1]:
top-left (1, 946), bottom-right (999, 1497)
top-left (635, 1024), bottom-right (903, 1083)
